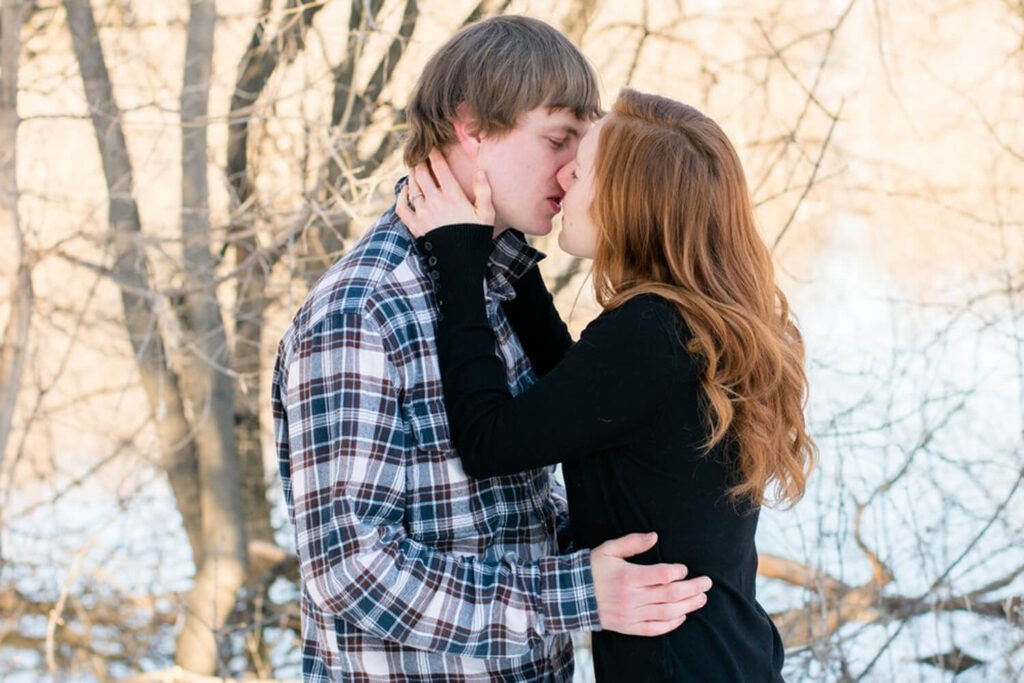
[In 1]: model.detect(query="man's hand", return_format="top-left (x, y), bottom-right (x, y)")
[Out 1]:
top-left (590, 532), bottom-right (712, 636)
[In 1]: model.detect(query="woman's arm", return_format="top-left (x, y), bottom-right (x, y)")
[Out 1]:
top-left (417, 225), bottom-right (690, 478)
top-left (395, 154), bottom-right (693, 477)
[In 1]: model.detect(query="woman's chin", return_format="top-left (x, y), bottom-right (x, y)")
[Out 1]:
top-left (557, 230), bottom-right (571, 255)
top-left (558, 230), bottom-right (593, 259)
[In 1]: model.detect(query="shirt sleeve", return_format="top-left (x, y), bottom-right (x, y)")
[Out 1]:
top-left (549, 474), bottom-right (575, 553)
top-left (418, 224), bottom-right (697, 479)
top-left (277, 308), bottom-right (600, 659)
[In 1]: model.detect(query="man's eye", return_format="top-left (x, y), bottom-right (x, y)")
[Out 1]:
top-left (548, 138), bottom-right (568, 149)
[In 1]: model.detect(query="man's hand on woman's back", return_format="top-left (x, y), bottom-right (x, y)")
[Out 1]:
top-left (590, 532), bottom-right (712, 636)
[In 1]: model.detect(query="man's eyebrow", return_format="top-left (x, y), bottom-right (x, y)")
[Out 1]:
top-left (543, 124), bottom-right (584, 138)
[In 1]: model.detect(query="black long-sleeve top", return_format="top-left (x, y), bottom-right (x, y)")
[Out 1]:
top-left (417, 224), bottom-right (785, 682)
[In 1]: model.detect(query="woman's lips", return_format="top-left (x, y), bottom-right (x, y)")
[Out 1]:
top-left (547, 196), bottom-right (563, 213)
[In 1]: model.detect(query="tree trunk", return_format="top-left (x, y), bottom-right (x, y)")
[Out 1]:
top-left (0, 0), bottom-right (31, 471)
top-left (175, 0), bottom-right (247, 675)
top-left (227, 0), bottom-right (327, 559)
top-left (62, 0), bottom-right (204, 564)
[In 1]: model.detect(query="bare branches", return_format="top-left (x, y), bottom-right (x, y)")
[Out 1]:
top-left (770, 100), bottom-right (842, 251)
top-left (327, 0), bottom-right (419, 183)
top-left (464, 0), bottom-right (513, 26)
top-left (624, 0), bottom-right (650, 86)
top-left (764, 551), bottom-right (1024, 651)
top-left (759, 553), bottom-right (849, 599)
top-left (853, 466), bottom-right (1024, 680)
top-left (227, 0), bottom-right (326, 215)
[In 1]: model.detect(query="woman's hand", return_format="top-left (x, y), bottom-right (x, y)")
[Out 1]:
top-left (396, 149), bottom-right (494, 237)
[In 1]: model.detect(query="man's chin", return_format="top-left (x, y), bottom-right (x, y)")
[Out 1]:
top-left (515, 222), bottom-right (555, 238)
top-left (492, 212), bottom-right (554, 238)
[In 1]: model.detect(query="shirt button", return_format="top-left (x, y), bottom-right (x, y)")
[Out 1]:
top-left (435, 282), bottom-right (442, 291)
top-left (424, 241), bottom-right (433, 251)
top-left (437, 311), bottom-right (445, 321)
top-left (428, 256), bottom-right (438, 266)
top-left (429, 270), bottom-right (440, 279)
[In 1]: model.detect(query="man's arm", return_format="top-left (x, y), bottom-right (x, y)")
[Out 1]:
top-left (549, 474), bottom-right (574, 553)
top-left (279, 308), bottom-right (708, 655)
top-left (279, 309), bottom-right (599, 659)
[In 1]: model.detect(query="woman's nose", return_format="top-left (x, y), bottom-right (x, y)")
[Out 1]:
top-left (557, 164), bottom-right (573, 191)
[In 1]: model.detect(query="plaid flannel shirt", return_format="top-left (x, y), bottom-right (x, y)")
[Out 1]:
top-left (271, 183), bottom-right (599, 681)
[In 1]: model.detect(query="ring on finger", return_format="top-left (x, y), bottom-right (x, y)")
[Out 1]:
top-left (407, 190), bottom-right (424, 212)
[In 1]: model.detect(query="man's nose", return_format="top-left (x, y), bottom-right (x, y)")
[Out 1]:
top-left (562, 141), bottom-right (580, 164)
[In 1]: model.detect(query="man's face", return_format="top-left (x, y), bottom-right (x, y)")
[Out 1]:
top-left (474, 108), bottom-right (589, 236)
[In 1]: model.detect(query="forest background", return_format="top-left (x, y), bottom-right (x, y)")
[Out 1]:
top-left (0, 0), bottom-right (1022, 680)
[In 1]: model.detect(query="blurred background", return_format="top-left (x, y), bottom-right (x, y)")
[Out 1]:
top-left (0, 0), bottom-right (1021, 680)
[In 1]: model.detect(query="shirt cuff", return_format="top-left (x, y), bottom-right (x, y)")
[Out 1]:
top-left (538, 549), bottom-right (602, 633)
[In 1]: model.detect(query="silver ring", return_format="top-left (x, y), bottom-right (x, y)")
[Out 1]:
top-left (407, 192), bottom-right (424, 210)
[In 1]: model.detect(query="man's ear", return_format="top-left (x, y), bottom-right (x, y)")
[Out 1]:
top-left (453, 103), bottom-right (482, 159)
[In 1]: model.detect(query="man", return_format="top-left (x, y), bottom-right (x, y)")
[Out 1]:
top-left (272, 16), bottom-right (710, 681)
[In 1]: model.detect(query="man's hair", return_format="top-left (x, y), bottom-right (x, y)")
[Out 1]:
top-left (403, 15), bottom-right (601, 166)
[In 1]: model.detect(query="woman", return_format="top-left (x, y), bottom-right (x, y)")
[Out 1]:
top-left (397, 89), bottom-right (816, 681)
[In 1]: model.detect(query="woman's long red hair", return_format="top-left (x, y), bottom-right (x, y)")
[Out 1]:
top-left (591, 89), bottom-right (816, 508)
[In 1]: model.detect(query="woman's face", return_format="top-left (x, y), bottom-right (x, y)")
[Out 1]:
top-left (556, 118), bottom-right (604, 258)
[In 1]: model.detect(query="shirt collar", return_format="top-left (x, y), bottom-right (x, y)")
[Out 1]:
top-left (394, 176), bottom-right (546, 303)
top-left (486, 229), bottom-right (545, 302)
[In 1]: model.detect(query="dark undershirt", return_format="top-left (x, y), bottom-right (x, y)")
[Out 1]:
top-left (417, 224), bottom-right (785, 682)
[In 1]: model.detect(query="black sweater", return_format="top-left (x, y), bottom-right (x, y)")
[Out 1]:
top-left (418, 225), bottom-right (784, 682)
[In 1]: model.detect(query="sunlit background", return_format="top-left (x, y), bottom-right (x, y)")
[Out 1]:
top-left (0, 0), bottom-right (1021, 680)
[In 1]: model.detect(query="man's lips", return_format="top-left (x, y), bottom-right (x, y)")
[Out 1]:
top-left (546, 194), bottom-right (564, 212)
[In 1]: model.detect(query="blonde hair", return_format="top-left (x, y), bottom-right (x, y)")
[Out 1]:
top-left (404, 16), bottom-right (601, 166)
top-left (591, 89), bottom-right (816, 508)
